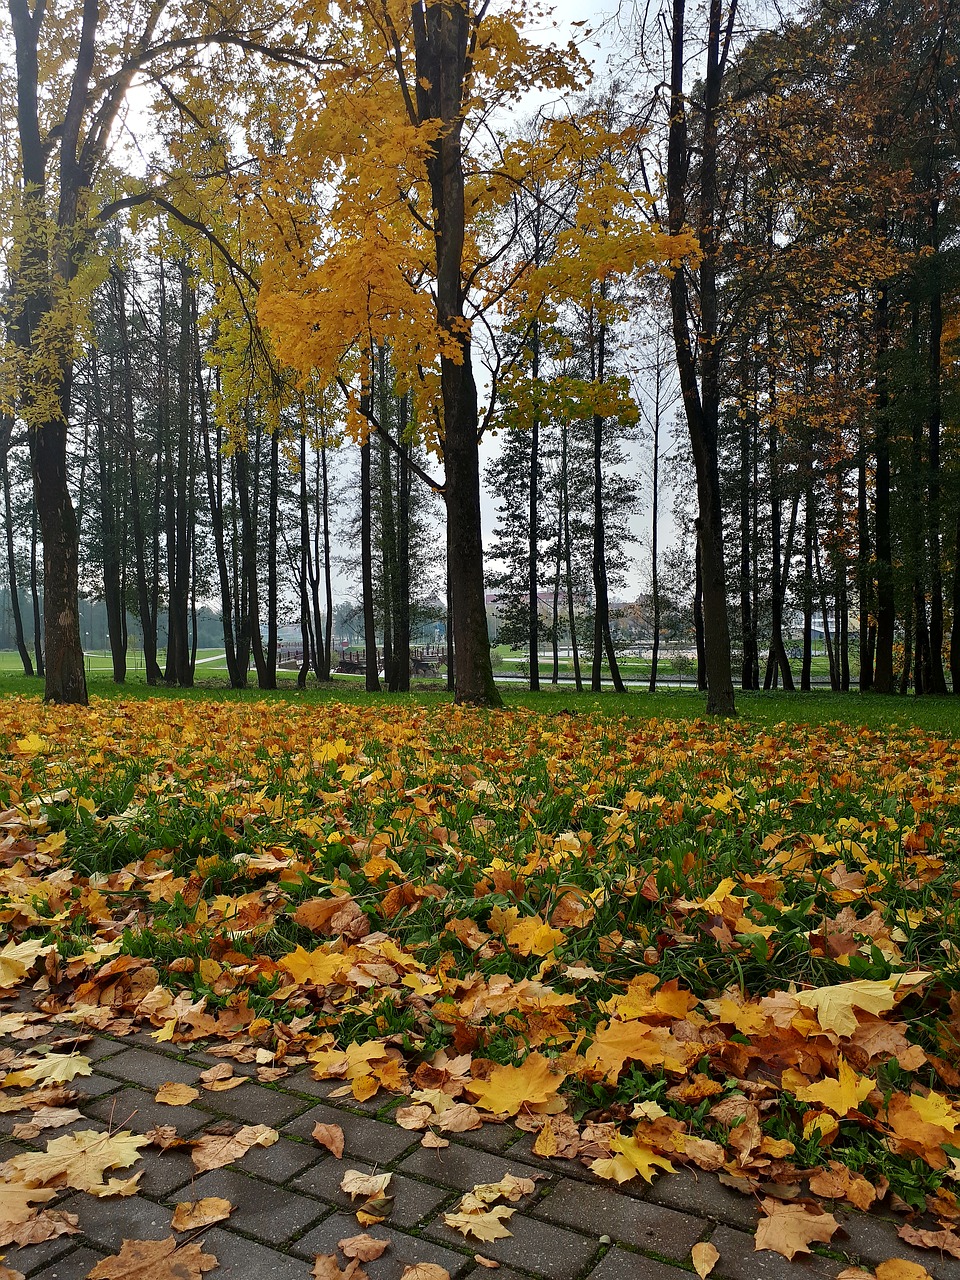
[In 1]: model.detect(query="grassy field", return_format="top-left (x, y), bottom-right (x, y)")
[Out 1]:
top-left (1, 680), bottom-right (960, 1248)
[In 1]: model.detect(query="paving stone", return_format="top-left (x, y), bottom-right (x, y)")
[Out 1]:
top-left (68, 1073), bottom-right (121, 1101)
top-left (134, 1146), bottom-right (200, 1198)
top-left (195, 1080), bottom-right (311, 1128)
top-left (167, 1167), bottom-right (325, 1243)
top-left (84, 1085), bottom-right (208, 1136)
top-left (447, 1123), bottom-right (519, 1154)
top-left (536, 1180), bottom-right (706, 1260)
top-left (236, 1135), bottom-right (321, 1183)
top-left (707, 1225), bottom-right (844, 1280)
top-left (399, 1144), bottom-right (550, 1196)
top-left (644, 1169), bottom-right (759, 1230)
top-left (97, 1047), bottom-right (202, 1089)
top-left (281, 1071), bottom-right (392, 1115)
top-left (292, 1156), bottom-right (454, 1226)
top-left (284, 1103), bottom-right (417, 1164)
top-left (838, 1213), bottom-right (960, 1279)
top-left (71, 1193), bottom-right (173, 1250)
top-left (291, 1211), bottom-right (470, 1279)
top-left (462, 1269), bottom-right (526, 1280)
top-left (194, 1228), bottom-right (314, 1279)
top-left (30, 1246), bottom-right (107, 1278)
top-left (586, 1246), bottom-right (694, 1280)
top-left (425, 1206), bottom-right (600, 1279)
top-left (73, 1036), bottom-right (125, 1063)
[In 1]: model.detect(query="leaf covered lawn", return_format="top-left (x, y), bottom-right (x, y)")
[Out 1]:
top-left (2, 696), bottom-right (960, 1259)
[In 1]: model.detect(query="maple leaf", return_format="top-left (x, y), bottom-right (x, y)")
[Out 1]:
top-left (0, 1182), bottom-right (58, 1245)
top-left (807, 1162), bottom-right (877, 1210)
top-left (504, 916), bottom-right (566, 957)
top-left (86, 1236), bottom-right (218, 1279)
top-left (189, 1124), bottom-right (278, 1172)
top-left (4, 1053), bottom-right (92, 1087)
top-left (10, 1106), bottom-right (83, 1139)
top-left (466, 1053), bottom-right (566, 1116)
top-left (279, 946), bottom-right (349, 986)
top-left (795, 973), bottom-right (928, 1037)
top-left (443, 1205), bottom-right (515, 1241)
top-left (589, 1133), bottom-right (674, 1185)
top-left (754, 1199), bottom-right (838, 1260)
top-left (3, 1129), bottom-right (146, 1193)
top-left (170, 1197), bottom-right (233, 1231)
top-left (789, 1056), bottom-right (873, 1115)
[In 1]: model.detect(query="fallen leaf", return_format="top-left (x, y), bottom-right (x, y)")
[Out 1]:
top-left (398, 1267), bottom-right (451, 1280)
top-left (473, 1257), bottom-right (499, 1270)
top-left (754, 1199), bottom-right (839, 1260)
top-left (189, 1124), bottom-right (278, 1172)
top-left (691, 1241), bottom-right (720, 1279)
top-left (311, 1258), bottom-right (367, 1280)
top-left (421, 1132), bottom-right (449, 1149)
top-left (10, 1107), bottom-right (83, 1139)
top-left (897, 1224), bottom-right (960, 1258)
top-left (86, 1236), bottom-right (217, 1279)
top-left (170, 1197), bottom-right (233, 1231)
top-left (312, 1123), bottom-right (345, 1158)
top-left (876, 1263), bottom-right (935, 1280)
top-left (442, 1206), bottom-right (514, 1241)
top-left (6, 1209), bottom-right (79, 1248)
top-left (466, 1053), bottom-right (565, 1116)
top-left (3, 1129), bottom-right (146, 1193)
top-left (4, 1053), bottom-right (92, 1087)
top-left (340, 1171), bottom-right (392, 1200)
top-left (154, 1083), bottom-right (200, 1107)
top-left (795, 974), bottom-right (927, 1037)
top-left (338, 1234), bottom-right (389, 1261)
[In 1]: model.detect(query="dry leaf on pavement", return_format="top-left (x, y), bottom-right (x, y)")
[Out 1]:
top-left (896, 1224), bottom-right (960, 1258)
top-left (876, 1262), bottom-right (936, 1280)
top-left (154, 1083), bottom-right (199, 1107)
top-left (312, 1256), bottom-right (367, 1280)
top-left (189, 1124), bottom-right (278, 1172)
top-left (85, 1236), bottom-right (217, 1279)
top-left (398, 1267), bottom-right (451, 1280)
top-left (754, 1199), bottom-right (839, 1260)
top-left (691, 1241), bottom-right (720, 1278)
top-left (312, 1122), bottom-right (345, 1157)
top-left (337, 1233), bottom-right (389, 1260)
top-left (442, 1206), bottom-right (514, 1241)
top-left (170, 1196), bottom-right (233, 1231)
top-left (3, 1129), bottom-right (146, 1194)
top-left (6, 1209), bottom-right (79, 1248)
top-left (340, 1171), bottom-right (392, 1200)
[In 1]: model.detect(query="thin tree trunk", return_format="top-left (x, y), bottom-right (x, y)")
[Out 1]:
top-left (873, 285), bottom-right (895, 691)
top-left (360, 424), bottom-right (380, 693)
top-left (0, 427), bottom-right (33, 676)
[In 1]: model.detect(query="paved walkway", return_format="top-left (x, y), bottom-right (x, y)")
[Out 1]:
top-left (2, 1016), bottom-right (958, 1280)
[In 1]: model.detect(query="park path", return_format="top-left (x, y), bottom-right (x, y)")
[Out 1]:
top-left (2, 993), bottom-right (957, 1280)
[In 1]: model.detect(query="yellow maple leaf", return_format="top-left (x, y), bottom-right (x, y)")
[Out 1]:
top-left (4, 1129), bottom-right (146, 1192)
top-left (754, 1199), bottom-right (839, 1260)
top-left (466, 1053), bottom-right (566, 1116)
top-left (279, 945), bottom-right (349, 987)
top-left (442, 1205), bottom-right (514, 1241)
top-left (795, 973), bottom-right (928, 1037)
top-left (790, 1057), bottom-right (873, 1116)
top-left (505, 916), bottom-right (566, 957)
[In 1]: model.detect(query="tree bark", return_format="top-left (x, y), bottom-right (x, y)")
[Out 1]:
top-left (412, 0), bottom-right (500, 706)
top-left (666, 0), bottom-right (737, 714)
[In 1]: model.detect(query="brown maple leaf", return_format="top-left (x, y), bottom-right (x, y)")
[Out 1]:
top-left (85, 1236), bottom-right (217, 1279)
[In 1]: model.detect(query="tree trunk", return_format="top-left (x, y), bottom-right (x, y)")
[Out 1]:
top-left (666, 0), bottom-right (737, 714)
top-left (360, 427), bottom-right (381, 693)
top-left (0, 425), bottom-right (34, 676)
top-left (413, 0), bottom-right (499, 706)
top-left (873, 285), bottom-right (896, 692)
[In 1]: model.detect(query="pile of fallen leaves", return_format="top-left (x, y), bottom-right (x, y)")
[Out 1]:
top-left (2, 696), bottom-right (960, 1275)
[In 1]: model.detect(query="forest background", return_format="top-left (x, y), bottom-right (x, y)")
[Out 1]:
top-left (0, 0), bottom-right (956, 713)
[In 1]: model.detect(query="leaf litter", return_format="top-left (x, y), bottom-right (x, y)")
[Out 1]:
top-left (2, 699), bottom-right (960, 1266)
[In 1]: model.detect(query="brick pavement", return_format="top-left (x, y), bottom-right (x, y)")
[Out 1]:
top-left (2, 1026), bottom-right (958, 1280)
